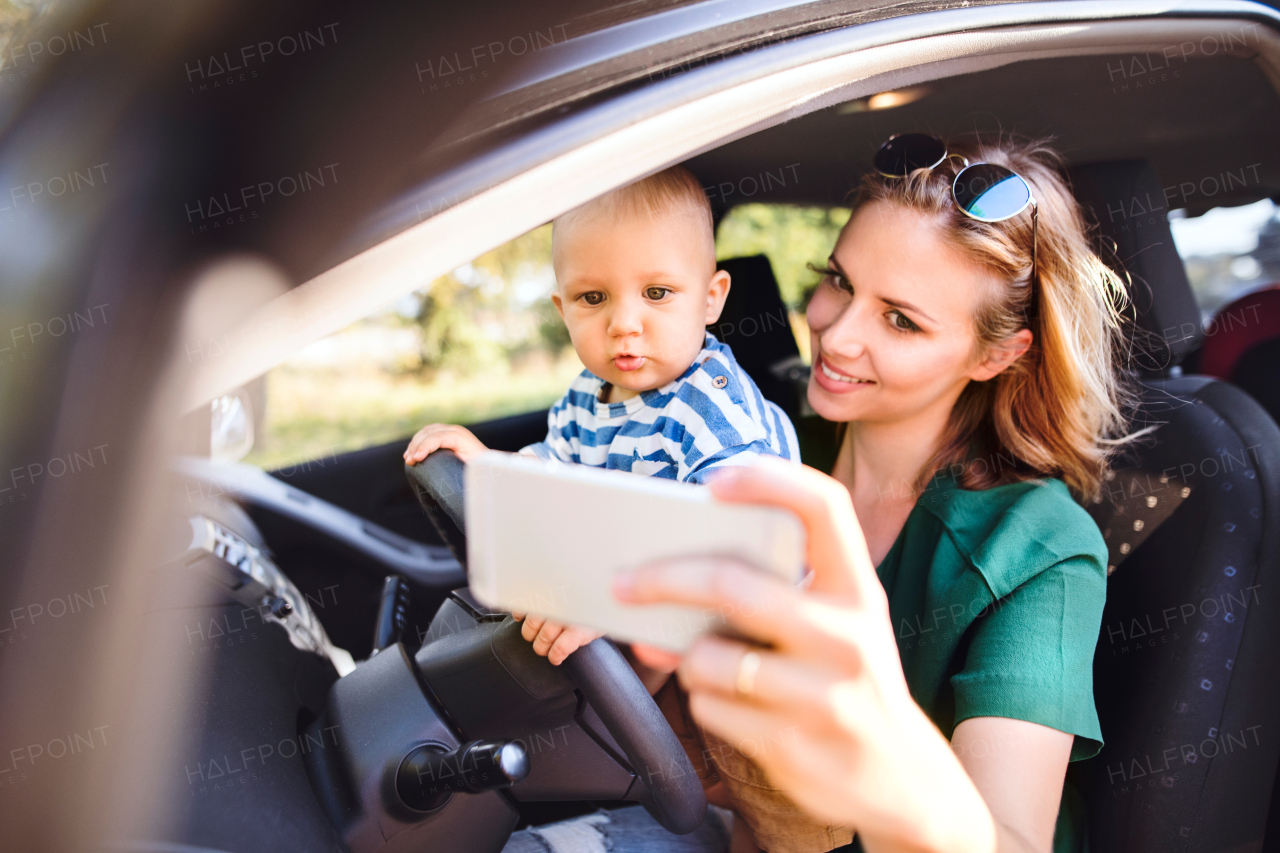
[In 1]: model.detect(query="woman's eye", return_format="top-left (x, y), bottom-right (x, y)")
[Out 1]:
top-left (889, 310), bottom-right (920, 332)
top-left (580, 292), bottom-right (605, 306)
top-left (644, 287), bottom-right (671, 301)
top-left (823, 269), bottom-right (851, 293)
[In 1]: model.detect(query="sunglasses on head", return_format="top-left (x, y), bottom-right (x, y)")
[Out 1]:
top-left (874, 133), bottom-right (1038, 287)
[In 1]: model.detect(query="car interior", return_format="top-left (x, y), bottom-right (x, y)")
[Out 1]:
top-left (160, 33), bottom-right (1280, 851)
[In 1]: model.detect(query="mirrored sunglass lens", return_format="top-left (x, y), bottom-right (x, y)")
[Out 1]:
top-left (874, 133), bottom-right (946, 176)
top-left (952, 164), bottom-right (1031, 221)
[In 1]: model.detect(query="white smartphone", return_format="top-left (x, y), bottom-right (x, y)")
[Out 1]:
top-left (465, 451), bottom-right (806, 652)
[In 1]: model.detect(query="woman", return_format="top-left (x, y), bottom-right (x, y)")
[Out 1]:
top-left (508, 134), bottom-right (1132, 853)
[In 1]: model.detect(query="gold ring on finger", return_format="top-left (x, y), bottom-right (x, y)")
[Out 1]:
top-left (735, 650), bottom-right (762, 698)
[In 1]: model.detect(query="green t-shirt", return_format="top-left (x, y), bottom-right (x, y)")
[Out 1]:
top-left (875, 473), bottom-right (1107, 853)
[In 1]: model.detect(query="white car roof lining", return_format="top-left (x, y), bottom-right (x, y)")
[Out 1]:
top-left (181, 2), bottom-right (1280, 412)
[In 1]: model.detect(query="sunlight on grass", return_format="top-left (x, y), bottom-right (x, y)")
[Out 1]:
top-left (245, 353), bottom-right (584, 471)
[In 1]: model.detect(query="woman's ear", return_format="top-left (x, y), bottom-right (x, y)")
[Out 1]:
top-left (969, 329), bottom-right (1032, 381)
top-left (704, 269), bottom-right (732, 325)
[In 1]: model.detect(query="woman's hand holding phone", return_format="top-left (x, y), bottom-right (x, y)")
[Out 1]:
top-left (616, 459), bottom-right (999, 853)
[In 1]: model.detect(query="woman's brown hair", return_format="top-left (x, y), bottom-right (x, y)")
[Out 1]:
top-left (848, 135), bottom-right (1139, 501)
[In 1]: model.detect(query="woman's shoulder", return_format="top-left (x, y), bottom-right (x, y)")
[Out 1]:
top-left (916, 476), bottom-right (1107, 600)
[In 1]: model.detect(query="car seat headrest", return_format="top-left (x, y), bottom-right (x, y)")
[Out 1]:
top-left (712, 255), bottom-right (805, 416)
top-left (1068, 160), bottom-right (1203, 371)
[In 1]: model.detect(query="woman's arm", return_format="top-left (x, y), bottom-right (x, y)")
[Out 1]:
top-left (620, 459), bottom-right (1000, 853)
top-left (951, 717), bottom-right (1074, 853)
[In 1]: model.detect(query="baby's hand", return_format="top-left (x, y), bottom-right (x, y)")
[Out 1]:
top-left (404, 424), bottom-right (488, 465)
top-left (513, 612), bottom-right (604, 666)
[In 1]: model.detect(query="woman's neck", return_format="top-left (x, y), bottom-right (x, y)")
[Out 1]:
top-left (833, 400), bottom-right (956, 563)
top-left (837, 420), bottom-right (935, 500)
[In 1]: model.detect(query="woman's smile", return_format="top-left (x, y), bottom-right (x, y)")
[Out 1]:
top-left (813, 353), bottom-right (875, 393)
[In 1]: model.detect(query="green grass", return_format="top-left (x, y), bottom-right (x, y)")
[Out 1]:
top-left (245, 354), bottom-right (584, 471)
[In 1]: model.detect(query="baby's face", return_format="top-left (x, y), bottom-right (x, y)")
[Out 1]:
top-left (552, 209), bottom-right (730, 399)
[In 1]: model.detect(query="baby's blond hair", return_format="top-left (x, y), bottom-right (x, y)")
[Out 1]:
top-left (553, 166), bottom-right (714, 269)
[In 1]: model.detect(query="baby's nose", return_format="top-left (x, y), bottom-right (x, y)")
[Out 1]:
top-left (606, 304), bottom-right (644, 336)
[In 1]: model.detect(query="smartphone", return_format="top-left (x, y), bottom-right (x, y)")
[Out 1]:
top-left (465, 451), bottom-right (806, 652)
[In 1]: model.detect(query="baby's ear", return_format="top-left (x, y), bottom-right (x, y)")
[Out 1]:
top-left (704, 269), bottom-right (732, 325)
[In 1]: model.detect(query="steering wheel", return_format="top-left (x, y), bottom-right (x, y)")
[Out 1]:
top-left (406, 450), bottom-right (708, 835)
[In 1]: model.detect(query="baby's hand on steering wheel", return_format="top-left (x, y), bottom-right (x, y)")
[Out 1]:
top-left (404, 423), bottom-right (489, 465)
top-left (512, 612), bottom-right (604, 666)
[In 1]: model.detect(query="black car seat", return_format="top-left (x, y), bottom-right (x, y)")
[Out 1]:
top-left (711, 254), bottom-right (839, 469)
top-left (1233, 336), bottom-right (1280, 425)
top-left (1065, 160), bottom-right (1280, 852)
top-left (1070, 160), bottom-right (1206, 377)
top-left (711, 254), bottom-right (807, 420)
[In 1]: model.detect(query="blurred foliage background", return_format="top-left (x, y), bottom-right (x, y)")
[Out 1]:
top-left (716, 204), bottom-right (850, 307)
top-left (410, 224), bottom-right (565, 377)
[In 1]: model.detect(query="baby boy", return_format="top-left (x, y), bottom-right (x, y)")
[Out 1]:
top-left (405, 164), bottom-right (798, 662)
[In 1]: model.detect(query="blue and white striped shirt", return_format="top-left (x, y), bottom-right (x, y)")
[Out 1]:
top-left (521, 333), bottom-right (799, 484)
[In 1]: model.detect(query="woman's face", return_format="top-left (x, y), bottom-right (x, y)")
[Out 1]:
top-left (806, 201), bottom-right (1001, 426)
